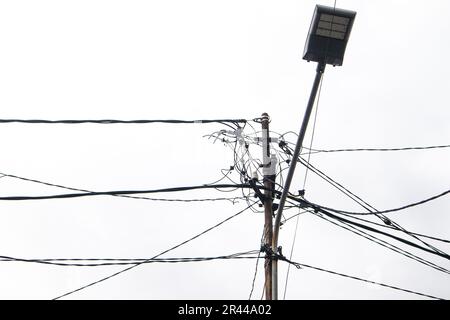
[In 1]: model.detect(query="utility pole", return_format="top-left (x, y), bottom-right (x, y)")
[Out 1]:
top-left (261, 112), bottom-right (275, 300)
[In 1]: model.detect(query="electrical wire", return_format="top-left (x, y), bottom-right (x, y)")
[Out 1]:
top-left (263, 242), bottom-right (445, 299)
top-left (284, 143), bottom-right (448, 257)
top-left (0, 183), bottom-right (256, 201)
top-left (304, 144), bottom-right (450, 154)
top-left (307, 189), bottom-right (450, 215)
top-left (0, 172), bottom-right (247, 204)
top-left (294, 261), bottom-right (444, 300)
top-left (0, 118), bottom-right (246, 125)
top-left (331, 213), bottom-right (450, 244)
top-left (317, 209), bottom-right (450, 260)
top-left (282, 193), bottom-right (450, 273)
top-left (52, 201), bottom-right (258, 299)
top-left (292, 158), bottom-right (448, 256)
top-left (0, 251), bottom-right (260, 267)
top-left (307, 210), bottom-right (450, 275)
top-left (249, 231), bottom-right (265, 300)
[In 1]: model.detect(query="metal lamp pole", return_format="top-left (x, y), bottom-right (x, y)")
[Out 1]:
top-left (271, 61), bottom-right (325, 300)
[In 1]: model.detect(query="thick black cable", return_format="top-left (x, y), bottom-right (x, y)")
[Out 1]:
top-left (293, 156), bottom-right (448, 256)
top-left (317, 209), bottom-right (450, 260)
top-left (297, 262), bottom-right (444, 300)
top-left (1, 175), bottom-right (447, 222)
top-left (282, 199), bottom-right (450, 274)
top-left (296, 157), bottom-right (376, 212)
top-left (283, 195), bottom-right (450, 271)
top-left (285, 153), bottom-right (450, 252)
top-left (0, 119), bottom-right (246, 125)
top-left (308, 210), bottom-right (450, 275)
top-left (333, 212), bottom-right (450, 243)
top-left (262, 245), bottom-right (444, 299)
top-left (52, 201), bottom-right (257, 299)
top-left (283, 206), bottom-right (450, 244)
top-left (2, 172), bottom-right (248, 204)
top-left (304, 144), bottom-right (450, 154)
top-left (307, 189), bottom-right (450, 215)
top-left (0, 251), bottom-right (260, 267)
top-left (0, 183), bottom-right (252, 201)
top-left (298, 263), bottom-right (445, 300)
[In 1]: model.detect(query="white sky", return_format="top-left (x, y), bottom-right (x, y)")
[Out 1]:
top-left (0, 0), bottom-right (449, 299)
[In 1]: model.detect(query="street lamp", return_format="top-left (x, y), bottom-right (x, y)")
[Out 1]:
top-left (271, 4), bottom-right (356, 300)
top-left (303, 5), bottom-right (356, 66)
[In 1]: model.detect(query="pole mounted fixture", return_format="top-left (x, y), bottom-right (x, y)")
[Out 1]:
top-left (271, 4), bottom-right (356, 300)
top-left (303, 5), bottom-right (356, 66)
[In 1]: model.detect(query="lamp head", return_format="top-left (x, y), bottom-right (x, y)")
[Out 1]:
top-left (303, 5), bottom-right (356, 66)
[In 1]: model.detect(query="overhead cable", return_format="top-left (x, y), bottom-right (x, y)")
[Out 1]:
top-left (53, 201), bottom-right (257, 300)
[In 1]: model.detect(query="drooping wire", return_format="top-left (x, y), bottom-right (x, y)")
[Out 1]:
top-left (316, 209), bottom-right (450, 260)
top-left (307, 209), bottom-right (450, 275)
top-left (307, 189), bottom-right (450, 216)
top-left (294, 261), bottom-right (444, 300)
top-left (52, 201), bottom-right (258, 300)
top-left (279, 140), bottom-right (448, 256)
top-left (249, 230), bottom-right (265, 300)
top-left (0, 183), bottom-right (257, 201)
top-left (0, 173), bottom-right (248, 203)
top-left (264, 241), bottom-right (445, 299)
top-left (281, 193), bottom-right (450, 272)
top-left (0, 251), bottom-right (260, 267)
top-left (303, 144), bottom-right (450, 154)
top-left (292, 157), bottom-right (448, 256)
top-left (0, 118), bottom-right (247, 125)
top-left (330, 212), bottom-right (450, 244)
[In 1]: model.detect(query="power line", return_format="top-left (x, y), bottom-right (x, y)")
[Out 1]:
top-left (0, 183), bottom-right (253, 201)
top-left (295, 157), bottom-right (448, 255)
top-left (296, 262), bottom-right (444, 300)
top-left (282, 196), bottom-right (450, 274)
top-left (0, 118), bottom-right (247, 125)
top-left (284, 199), bottom-right (450, 274)
top-left (303, 144), bottom-right (450, 154)
top-left (0, 251), bottom-right (260, 267)
top-left (292, 154), bottom-right (448, 257)
top-left (1, 172), bottom-right (247, 203)
top-left (307, 210), bottom-right (450, 275)
top-left (332, 213), bottom-right (450, 244)
top-left (4, 176), bottom-right (445, 219)
top-left (262, 244), bottom-right (444, 299)
top-left (249, 231), bottom-right (265, 300)
top-left (296, 156), bottom-right (376, 213)
top-left (52, 201), bottom-right (258, 300)
top-left (307, 189), bottom-right (450, 215)
top-left (285, 209), bottom-right (450, 244)
top-left (317, 209), bottom-right (450, 260)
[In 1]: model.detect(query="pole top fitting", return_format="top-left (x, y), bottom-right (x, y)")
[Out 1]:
top-left (261, 113), bottom-right (270, 123)
top-left (316, 61), bottom-right (326, 73)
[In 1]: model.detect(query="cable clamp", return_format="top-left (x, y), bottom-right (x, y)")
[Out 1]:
top-left (249, 178), bottom-right (266, 205)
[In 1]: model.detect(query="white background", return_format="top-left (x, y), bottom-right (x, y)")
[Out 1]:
top-left (0, 0), bottom-right (449, 299)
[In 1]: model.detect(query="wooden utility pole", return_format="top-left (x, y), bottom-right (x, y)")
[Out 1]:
top-left (261, 112), bottom-right (275, 300)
